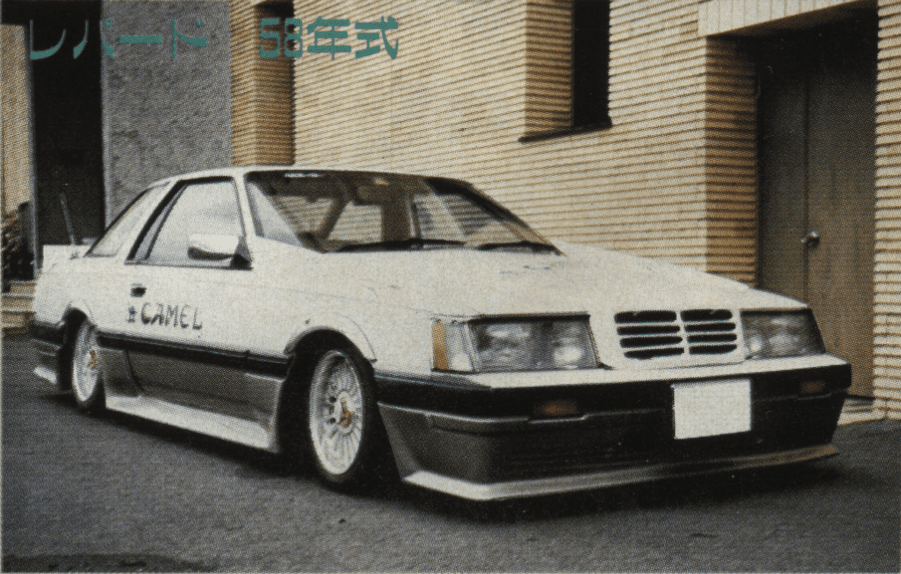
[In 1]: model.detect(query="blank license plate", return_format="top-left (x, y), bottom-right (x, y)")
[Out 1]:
top-left (672, 379), bottom-right (751, 439)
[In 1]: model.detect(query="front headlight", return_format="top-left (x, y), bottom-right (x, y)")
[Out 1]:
top-left (741, 310), bottom-right (825, 359)
top-left (432, 317), bottom-right (598, 372)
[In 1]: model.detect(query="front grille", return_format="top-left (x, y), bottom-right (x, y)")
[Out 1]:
top-left (615, 309), bottom-right (738, 360)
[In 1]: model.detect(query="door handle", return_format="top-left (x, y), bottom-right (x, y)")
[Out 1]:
top-left (130, 284), bottom-right (147, 297)
top-left (801, 231), bottom-right (820, 247)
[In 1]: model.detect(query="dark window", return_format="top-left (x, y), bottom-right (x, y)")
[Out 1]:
top-left (135, 179), bottom-right (244, 267)
top-left (572, 0), bottom-right (610, 128)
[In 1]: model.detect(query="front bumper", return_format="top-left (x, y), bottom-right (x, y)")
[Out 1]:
top-left (376, 362), bottom-right (849, 500)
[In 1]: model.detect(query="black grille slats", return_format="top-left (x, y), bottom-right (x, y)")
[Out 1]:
top-left (615, 311), bottom-right (685, 359)
top-left (681, 309), bottom-right (732, 321)
top-left (620, 335), bottom-right (682, 348)
top-left (681, 310), bottom-right (738, 355)
top-left (616, 324), bottom-right (680, 336)
top-left (614, 311), bottom-right (677, 323)
top-left (615, 309), bottom-right (738, 360)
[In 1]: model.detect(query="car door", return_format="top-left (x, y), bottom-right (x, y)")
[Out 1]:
top-left (79, 183), bottom-right (172, 396)
top-left (76, 184), bottom-right (169, 337)
top-left (123, 177), bottom-right (266, 420)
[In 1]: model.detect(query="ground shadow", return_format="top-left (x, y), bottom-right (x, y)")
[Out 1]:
top-left (2, 553), bottom-right (214, 573)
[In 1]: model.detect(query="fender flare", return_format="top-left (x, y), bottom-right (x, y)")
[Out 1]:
top-left (62, 300), bottom-right (96, 335)
top-left (283, 313), bottom-right (377, 362)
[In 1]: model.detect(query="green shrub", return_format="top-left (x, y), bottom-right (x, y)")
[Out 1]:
top-left (2, 212), bottom-right (34, 290)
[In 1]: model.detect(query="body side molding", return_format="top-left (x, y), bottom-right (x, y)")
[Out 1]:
top-left (95, 331), bottom-right (291, 378)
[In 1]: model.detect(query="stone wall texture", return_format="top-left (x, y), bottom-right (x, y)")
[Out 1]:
top-left (1, 25), bottom-right (33, 217)
top-left (102, 0), bottom-right (232, 220)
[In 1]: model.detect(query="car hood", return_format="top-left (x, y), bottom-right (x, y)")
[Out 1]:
top-left (303, 241), bottom-right (802, 317)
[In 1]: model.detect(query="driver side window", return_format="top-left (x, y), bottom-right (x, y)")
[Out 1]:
top-left (140, 179), bottom-right (244, 267)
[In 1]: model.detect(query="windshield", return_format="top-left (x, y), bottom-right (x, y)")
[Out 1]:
top-left (244, 170), bottom-right (557, 254)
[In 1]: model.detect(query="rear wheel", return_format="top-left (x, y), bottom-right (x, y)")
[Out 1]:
top-left (71, 320), bottom-right (104, 412)
top-left (307, 348), bottom-right (382, 488)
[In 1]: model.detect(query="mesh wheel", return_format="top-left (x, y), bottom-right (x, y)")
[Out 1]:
top-left (71, 320), bottom-right (104, 412)
top-left (306, 348), bottom-right (382, 488)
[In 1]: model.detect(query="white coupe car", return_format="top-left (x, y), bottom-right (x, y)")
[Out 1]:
top-left (31, 167), bottom-right (850, 500)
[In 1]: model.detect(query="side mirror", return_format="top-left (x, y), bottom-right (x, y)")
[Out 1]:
top-left (188, 234), bottom-right (252, 268)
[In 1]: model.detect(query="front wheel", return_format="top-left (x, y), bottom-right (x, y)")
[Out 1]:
top-left (71, 319), bottom-right (105, 412)
top-left (307, 348), bottom-right (383, 489)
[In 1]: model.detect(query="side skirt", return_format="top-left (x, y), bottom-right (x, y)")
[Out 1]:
top-left (34, 366), bottom-right (59, 388)
top-left (33, 337), bottom-right (64, 390)
top-left (106, 394), bottom-right (278, 453)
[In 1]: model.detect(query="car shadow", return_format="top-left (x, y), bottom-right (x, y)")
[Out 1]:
top-left (38, 391), bottom-right (308, 480)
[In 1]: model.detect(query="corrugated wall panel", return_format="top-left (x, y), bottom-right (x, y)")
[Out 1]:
top-left (875, 0), bottom-right (901, 417)
top-left (525, 0), bottom-right (570, 134)
top-left (701, 36), bottom-right (757, 282)
top-left (230, 0), bottom-right (293, 165)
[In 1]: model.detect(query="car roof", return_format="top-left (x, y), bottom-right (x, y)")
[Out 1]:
top-left (146, 165), bottom-right (445, 189)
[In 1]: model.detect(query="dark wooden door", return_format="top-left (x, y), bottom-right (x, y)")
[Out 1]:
top-left (757, 18), bottom-right (877, 396)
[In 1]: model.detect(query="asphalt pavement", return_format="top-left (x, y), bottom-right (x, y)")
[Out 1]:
top-left (2, 334), bottom-right (899, 572)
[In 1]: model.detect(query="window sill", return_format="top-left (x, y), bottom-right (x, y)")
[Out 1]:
top-left (519, 119), bottom-right (612, 144)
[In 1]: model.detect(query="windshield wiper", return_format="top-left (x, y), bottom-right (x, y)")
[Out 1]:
top-left (477, 240), bottom-right (558, 253)
top-left (336, 238), bottom-right (465, 252)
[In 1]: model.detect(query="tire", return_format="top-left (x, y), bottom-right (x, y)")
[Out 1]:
top-left (306, 347), bottom-right (383, 489)
top-left (70, 319), bottom-right (105, 412)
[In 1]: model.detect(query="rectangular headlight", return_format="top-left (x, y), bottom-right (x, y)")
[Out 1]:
top-left (433, 317), bottom-right (598, 372)
top-left (741, 310), bottom-right (825, 359)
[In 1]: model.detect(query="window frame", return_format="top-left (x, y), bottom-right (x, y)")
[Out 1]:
top-left (126, 176), bottom-right (248, 269)
top-left (85, 184), bottom-right (165, 258)
top-left (519, 0), bottom-right (611, 144)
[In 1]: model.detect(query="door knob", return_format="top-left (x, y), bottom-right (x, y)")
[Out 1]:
top-left (801, 231), bottom-right (820, 247)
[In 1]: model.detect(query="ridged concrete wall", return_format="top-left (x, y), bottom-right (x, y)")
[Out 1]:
top-left (875, 0), bottom-right (901, 417)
